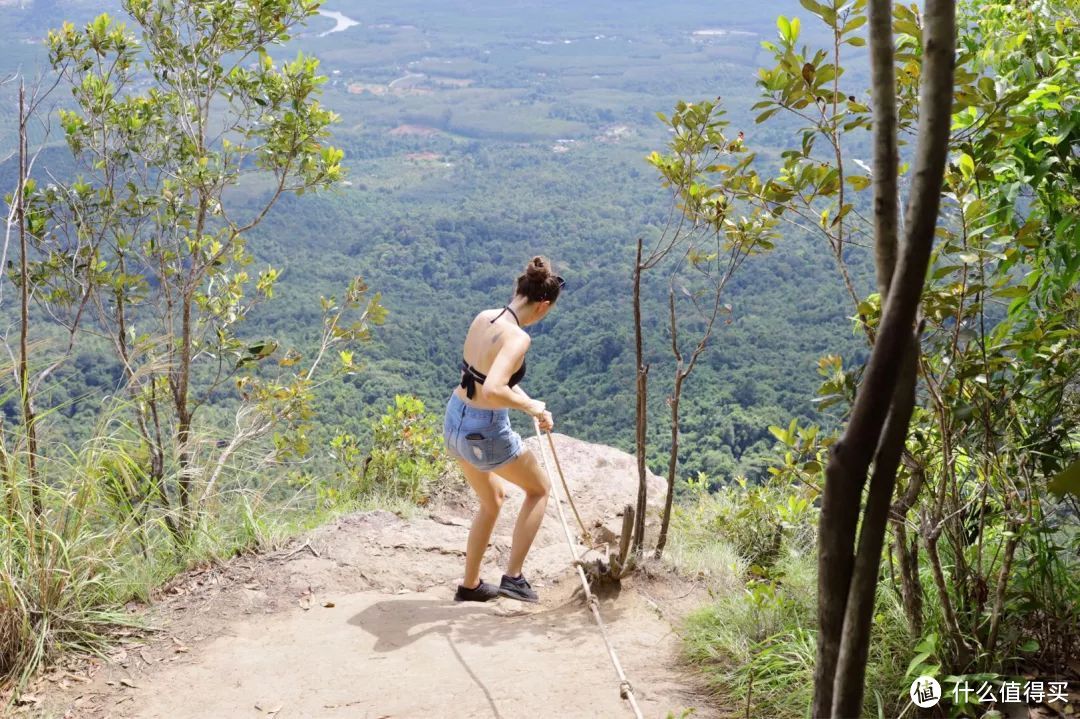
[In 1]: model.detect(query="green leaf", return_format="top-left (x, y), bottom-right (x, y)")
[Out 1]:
top-left (843, 16), bottom-right (868, 33)
top-left (756, 108), bottom-right (780, 123)
top-left (778, 15), bottom-right (792, 42)
top-left (830, 203), bottom-right (853, 227)
top-left (845, 175), bottom-right (871, 191)
top-left (992, 285), bottom-right (1029, 299)
top-left (1035, 133), bottom-right (1067, 146)
top-left (895, 20), bottom-right (920, 38)
top-left (1048, 458), bottom-right (1080, 498)
top-left (906, 651), bottom-right (932, 677)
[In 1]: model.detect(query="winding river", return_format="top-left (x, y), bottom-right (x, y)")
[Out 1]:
top-left (318, 9), bottom-right (360, 36)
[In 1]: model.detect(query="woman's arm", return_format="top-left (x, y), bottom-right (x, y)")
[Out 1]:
top-left (515, 385), bottom-right (554, 431)
top-left (480, 334), bottom-right (545, 416)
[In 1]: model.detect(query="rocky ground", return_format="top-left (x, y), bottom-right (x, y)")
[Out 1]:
top-left (20, 434), bottom-right (721, 719)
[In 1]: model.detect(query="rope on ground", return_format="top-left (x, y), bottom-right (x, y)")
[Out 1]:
top-left (533, 422), bottom-right (644, 719)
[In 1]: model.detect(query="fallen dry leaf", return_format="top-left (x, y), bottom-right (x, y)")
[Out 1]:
top-left (323, 601), bottom-right (336, 608)
top-left (119, 678), bottom-right (139, 689)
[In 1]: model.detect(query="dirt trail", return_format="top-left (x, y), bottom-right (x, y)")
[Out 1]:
top-left (32, 435), bottom-right (718, 719)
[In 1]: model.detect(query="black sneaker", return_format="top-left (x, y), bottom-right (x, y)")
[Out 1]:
top-left (498, 574), bottom-right (539, 603)
top-left (454, 580), bottom-right (500, 602)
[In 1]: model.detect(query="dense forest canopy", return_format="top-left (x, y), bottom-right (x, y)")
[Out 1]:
top-left (0, 0), bottom-right (866, 484)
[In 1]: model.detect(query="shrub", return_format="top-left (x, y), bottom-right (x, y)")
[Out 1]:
top-left (329, 394), bottom-right (450, 506)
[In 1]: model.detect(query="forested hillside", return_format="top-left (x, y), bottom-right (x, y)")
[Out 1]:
top-left (0, 0), bottom-right (865, 484)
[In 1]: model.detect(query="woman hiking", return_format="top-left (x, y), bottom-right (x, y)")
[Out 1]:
top-left (443, 256), bottom-right (564, 603)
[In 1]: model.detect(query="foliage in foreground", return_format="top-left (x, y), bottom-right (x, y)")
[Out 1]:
top-left (672, 485), bottom-right (911, 718)
top-left (0, 394), bottom-right (450, 696)
top-left (663, 0), bottom-right (1079, 715)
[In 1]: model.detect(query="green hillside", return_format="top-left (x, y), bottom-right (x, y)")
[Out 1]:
top-left (0, 0), bottom-right (868, 484)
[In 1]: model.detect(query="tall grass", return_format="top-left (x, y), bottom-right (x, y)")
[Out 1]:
top-left (0, 393), bottom-right (452, 700)
top-left (1, 475), bottom-right (141, 691)
top-left (669, 486), bottom-right (913, 718)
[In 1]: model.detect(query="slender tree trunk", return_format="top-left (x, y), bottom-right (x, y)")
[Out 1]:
top-left (892, 466), bottom-right (926, 635)
top-left (656, 285), bottom-right (692, 560)
top-left (925, 527), bottom-right (965, 661)
top-left (813, 1), bottom-right (956, 714)
top-left (894, 523), bottom-right (924, 637)
top-left (115, 249), bottom-right (180, 541)
top-left (632, 237), bottom-right (649, 554)
top-left (148, 376), bottom-right (182, 543)
top-left (177, 302), bottom-right (193, 527)
top-left (175, 191), bottom-right (208, 529)
top-left (832, 340), bottom-right (918, 716)
top-left (16, 82), bottom-right (42, 517)
top-left (869, 2), bottom-right (899, 298)
top-left (655, 370), bottom-right (683, 559)
top-left (984, 526), bottom-right (1018, 653)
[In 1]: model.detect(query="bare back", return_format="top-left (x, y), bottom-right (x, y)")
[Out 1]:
top-left (454, 308), bottom-right (528, 408)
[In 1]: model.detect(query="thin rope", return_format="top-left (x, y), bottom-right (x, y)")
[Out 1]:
top-left (533, 422), bottom-right (644, 719)
top-left (544, 431), bottom-right (591, 543)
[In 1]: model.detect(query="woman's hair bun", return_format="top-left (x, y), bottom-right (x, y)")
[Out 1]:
top-left (525, 255), bottom-right (551, 280)
top-left (515, 255), bottom-right (561, 304)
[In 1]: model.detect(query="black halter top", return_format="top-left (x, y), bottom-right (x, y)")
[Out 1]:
top-left (460, 306), bottom-right (527, 399)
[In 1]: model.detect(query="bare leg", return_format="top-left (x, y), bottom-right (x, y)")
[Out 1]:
top-left (493, 449), bottom-right (550, 577)
top-left (457, 458), bottom-right (504, 588)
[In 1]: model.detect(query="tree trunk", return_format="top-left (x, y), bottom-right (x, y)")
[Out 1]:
top-left (832, 339), bottom-right (918, 716)
top-left (655, 369), bottom-right (684, 559)
top-left (925, 527), bottom-right (967, 664)
top-left (812, 1), bottom-right (956, 714)
top-left (175, 190), bottom-right (209, 529)
top-left (656, 285), bottom-right (690, 560)
top-left (632, 237), bottom-right (649, 554)
top-left (869, 0), bottom-right (899, 298)
top-left (984, 524), bottom-right (1018, 654)
top-left (894, 523), bottom-right (924, 637)
top-left (176, 291), bottom-right (194, 528)
top-left (16, 81), bottom-right (42, 517)
top-left (892, 466), bottom-right (926, 636)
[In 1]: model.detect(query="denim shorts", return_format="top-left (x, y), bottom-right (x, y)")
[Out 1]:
top-left (443, 393), bottom-right (525, 471)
